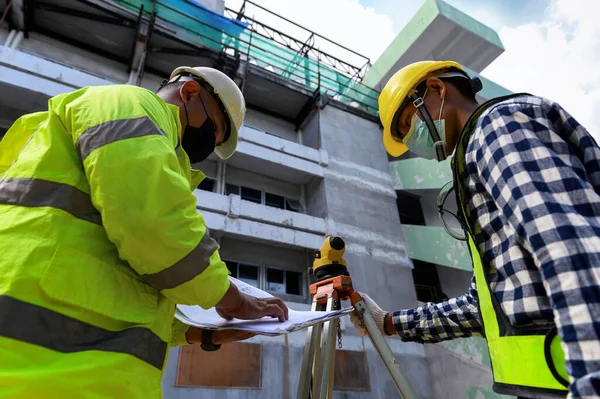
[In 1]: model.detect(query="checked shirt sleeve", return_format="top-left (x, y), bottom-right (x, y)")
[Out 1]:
top-left (472, 97), bottom-right (600, 398)
top-left (391, 276), bottom-right (483, 343)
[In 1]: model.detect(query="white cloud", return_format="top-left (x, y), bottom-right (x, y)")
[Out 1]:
top-left (224, 0), bottom-right (395, 67)
top-left (482, 0), bottom-right (600, 141)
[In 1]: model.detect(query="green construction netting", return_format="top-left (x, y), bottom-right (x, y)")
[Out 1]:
top-left (112, 0), bottom-right (380, 115)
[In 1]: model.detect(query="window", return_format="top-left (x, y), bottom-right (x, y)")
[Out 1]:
top-left (266, 268), bottom-right (284, 292)
top-left (411, 259), bottom-right (443, 303)
top-left (285, 270), bottom-right (302, 296)
top-left (284, 198), bottom-right (302, 213)
top-left (265, 192), bottom-right (285, 209)
top-left (225, 184), bottom-right (303, 213)
top-left (225, 261), bottom-right (304, 298)
top-left (225, 183), bottom-right (240, 196)
top-left (197, 178), bottom-right (215, 192)
top-left (226, 261), bottom-right (260, 287)
top-left (241, 186), bottom-right (262, 204)
top-left (266, 267), bottom-right (302, 296)
top-left (238, 263), bottom-right (260, 287)
top-left (396, 192), bottom-right (425, 225)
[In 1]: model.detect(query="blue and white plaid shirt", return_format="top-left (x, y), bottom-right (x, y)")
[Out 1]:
top-left (392, 95), bottom-right (600, 398)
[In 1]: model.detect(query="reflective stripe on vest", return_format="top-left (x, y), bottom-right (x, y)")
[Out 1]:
top-left (0, 175), bottom-right (217, 292)
top-left (75, 116), bottom-right (167, 162)
top-left (452, 93), bottom-right (569, 398)
top-left (0, 178), bottom-right (102, 225)
top-left (0, 295), bottom-right (166, 370)
top-left (141, 230), bottom-right (219, 291)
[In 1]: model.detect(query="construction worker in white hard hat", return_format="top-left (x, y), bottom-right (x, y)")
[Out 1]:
top-left (351, 61), bottom-right (600, 399)
top-left (0, 66), bottom-right (288, 398)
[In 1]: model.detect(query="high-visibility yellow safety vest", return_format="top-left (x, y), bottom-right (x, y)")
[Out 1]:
top-left (0, 84), bottom-right (231, 398)
top-left (451, 93), bottom-right (570, 398)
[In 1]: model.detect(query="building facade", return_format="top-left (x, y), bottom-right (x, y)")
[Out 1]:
top-left (0, 0), bottom-right (513, 397)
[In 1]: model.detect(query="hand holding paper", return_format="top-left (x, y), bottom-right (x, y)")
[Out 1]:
top-left (215, 282), bottom-right (289, 322)
top-left (176, 277), bottom-right (353, 336)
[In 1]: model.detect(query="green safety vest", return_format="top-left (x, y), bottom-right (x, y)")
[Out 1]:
top-left (0, 84), bottom-right (230, 398)
top-left (451, 94), bottom-right (570, 398)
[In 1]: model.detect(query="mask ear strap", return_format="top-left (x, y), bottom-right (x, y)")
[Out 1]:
top-left (411, 92), bottom-right (447, 161)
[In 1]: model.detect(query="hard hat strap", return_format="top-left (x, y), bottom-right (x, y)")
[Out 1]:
top-left (410, 93), bottom-right (447, 161)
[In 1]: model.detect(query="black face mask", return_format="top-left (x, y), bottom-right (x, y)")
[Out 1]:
top-left (181, 96), bottom-right (217, 164)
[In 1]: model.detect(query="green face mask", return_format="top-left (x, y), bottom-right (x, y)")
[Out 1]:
top-left (403, 89), bottom-right (446, 160)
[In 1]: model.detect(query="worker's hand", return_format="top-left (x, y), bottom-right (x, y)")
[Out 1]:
top-left (215, 283), bottom-right (289, 322)
top-left (213, 329), bottom-right (255, 345)
top-left (185, 327), bottom-right (255, 344)
top-left (350, 292), bottom-right (390, 337)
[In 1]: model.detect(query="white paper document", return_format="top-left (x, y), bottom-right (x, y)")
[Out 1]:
top-left (175, 277), bottom-right (353, 336)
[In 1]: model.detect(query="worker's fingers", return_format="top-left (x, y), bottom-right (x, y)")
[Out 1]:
top-left (263, 297), bottom-right (289, 320)
top-left (357, 292), bottom-right (373, 305)
top-left (216, 308), bottom-right (234, 320)
top-left (349, 312), bottom-right (368, 336)
top-left (356, 292), bottom-right (382, 313)
top-left (262, 303), bottom-right (287, 322)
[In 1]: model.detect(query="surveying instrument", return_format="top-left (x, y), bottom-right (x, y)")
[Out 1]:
top-left (296, 236), bottom-right (418, 399)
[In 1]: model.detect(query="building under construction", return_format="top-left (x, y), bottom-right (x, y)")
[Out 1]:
top-left (0, 0), bottom-right (513, 397)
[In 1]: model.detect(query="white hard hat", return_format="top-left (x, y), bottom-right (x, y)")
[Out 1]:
top-left (169, 66), bottom-right (246, 160)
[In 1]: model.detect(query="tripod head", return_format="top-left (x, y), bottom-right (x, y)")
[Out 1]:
top-left (310, 236), bottom-right (350, 281)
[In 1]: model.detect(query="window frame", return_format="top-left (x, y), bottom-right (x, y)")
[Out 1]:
top-left (224, 259), bottom-right (307, 301)
top-left (224, 183), bottom-right (303, 213)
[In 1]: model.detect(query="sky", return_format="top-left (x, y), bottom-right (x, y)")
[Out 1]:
top-left (223, 0), bottom-right (600, 139)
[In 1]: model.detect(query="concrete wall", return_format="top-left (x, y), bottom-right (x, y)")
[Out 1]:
top-left (312, 105), bottom-right (433, 398)
top-left (245, 108), bottom-right (298, 143)
top-left (301, 110), bottom-right (320, 150)
top-left (162, 326), bottom-right (432, 399)
top-left (8, 31), bottom-right (127, 84)
top-left (305, 177), bottom-right (327, 219)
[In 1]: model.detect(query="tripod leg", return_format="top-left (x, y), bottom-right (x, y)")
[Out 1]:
top-left (318, 296), bottom-right (337, 399)
top-left (296, 300), bottom-right (321, 399)
top-left (327, 326), bottom-right (335, 399)
top-left (312, 322), bottom-right (322, 399)
top-left (354, 299), bottom-right (418, 399)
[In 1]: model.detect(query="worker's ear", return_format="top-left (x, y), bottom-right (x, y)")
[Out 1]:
top-left (425, 77), bottom-right (446, 99)
top-left (179, 80), bottom-right (201, 104)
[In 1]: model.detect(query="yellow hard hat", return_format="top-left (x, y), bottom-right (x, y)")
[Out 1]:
top-left (169, 66), bottom-right (246, 160)
top-left (379, 60), bottom-right (464, 157)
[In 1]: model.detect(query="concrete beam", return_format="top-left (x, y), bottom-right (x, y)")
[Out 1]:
top-left (211, 125), bottom-right (328, 185)
top-left (240, 125), bottom-right (327, 166)
top-left (194, 189), bottom-right (326, 249)
top-left (363, 0), bottom-right (504, 90)
top-left (0, 47), bottom-right (116, 97)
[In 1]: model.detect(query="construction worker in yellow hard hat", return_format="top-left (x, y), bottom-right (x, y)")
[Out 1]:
top-left (379, 60), bottom-right (481, 161)
top-left (0, 66), bottom-right (288, 398)
top-left (352, 61), bottom-right (600, 399)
